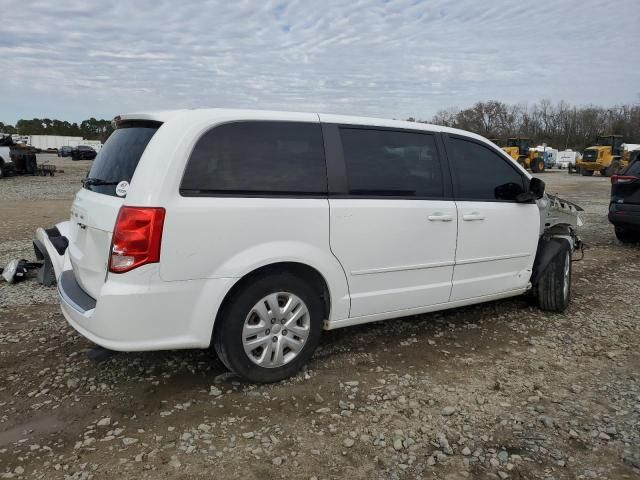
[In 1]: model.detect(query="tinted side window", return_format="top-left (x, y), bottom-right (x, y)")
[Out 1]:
top-left (181, 122), bottom-right (327, 195)
top-left (448, 137), bottom-right (525, 201)
top-left (339, 128), bottom-right (444, 197)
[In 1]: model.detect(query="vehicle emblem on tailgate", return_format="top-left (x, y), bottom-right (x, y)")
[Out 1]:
top-left (116, 181), bottom-right (129, 197)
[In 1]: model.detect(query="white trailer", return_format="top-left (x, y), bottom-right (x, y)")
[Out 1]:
top-left (622, 143), bottom-right (640, 154)
top-left (556, 150), bottom-right (580, 169)
top-left (28, 135), bottom-right (83, 151)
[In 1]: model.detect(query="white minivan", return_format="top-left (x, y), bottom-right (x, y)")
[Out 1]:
top-left (51, 109), bottom-right (582, 382)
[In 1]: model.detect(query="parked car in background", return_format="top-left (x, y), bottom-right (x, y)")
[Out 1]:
top-left (58, 146), bottom-right (74, 157)
top-left (71, 145), bottom-right (97, 160)
top-left (45, 109), bottom-right (583, 383)
top-left (0, 144), bottom-right (15, 177)
top-left (609, 159), bottom-right (640, 243)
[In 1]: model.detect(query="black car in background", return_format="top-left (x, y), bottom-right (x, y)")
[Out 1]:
top-left (71, 145), bottom-right (97, 160)
top-left (58, 146), bottom-right (74, 157)
top-left (609, 159), bottom-right (640, 243)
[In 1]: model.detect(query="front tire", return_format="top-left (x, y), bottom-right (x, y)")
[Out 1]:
top-left (537, 241), bottom-right (572, 312)
top-left (581, 168), bottom-right (594, 176)
top-left (213, 272), bottom-right (324, 383)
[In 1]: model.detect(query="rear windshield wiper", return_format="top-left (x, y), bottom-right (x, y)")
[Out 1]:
top-left (82, 178), bottom-right (120, 187)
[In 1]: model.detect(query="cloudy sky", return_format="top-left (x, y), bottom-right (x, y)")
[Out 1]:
top-left (1, 0), bottom-right (639, 124)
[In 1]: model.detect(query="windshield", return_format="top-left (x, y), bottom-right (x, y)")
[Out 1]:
top-left (85, 121), bottom-right (160, 196)
top-left (583, 149), bottom-right (598, 161)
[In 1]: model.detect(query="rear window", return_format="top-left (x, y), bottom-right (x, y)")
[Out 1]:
top-left (180, 121), bottom-right (327, 195)
top-left (85, 121), bottom-right (160, 196)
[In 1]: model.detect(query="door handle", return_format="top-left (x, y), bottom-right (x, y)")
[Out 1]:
top-left (463, 212), bottom-right (485, 221)
top-left (428, 213), bottom-right (453, 222)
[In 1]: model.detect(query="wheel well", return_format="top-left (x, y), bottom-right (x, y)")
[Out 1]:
top-left (212, 262), bottom-right (331, 340)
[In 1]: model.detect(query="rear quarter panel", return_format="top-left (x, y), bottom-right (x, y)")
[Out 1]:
top-left (159, 196), bottom-right (351, 322)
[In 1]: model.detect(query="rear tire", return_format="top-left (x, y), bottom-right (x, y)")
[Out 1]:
top-left (615, 227), bottom-right (640, 244)
top-left (537, 241), bottom-right (572, 312)
top-left (581, 168), bottom-right (594, 176)
top-left (213, 272), bottom-right (324, 383)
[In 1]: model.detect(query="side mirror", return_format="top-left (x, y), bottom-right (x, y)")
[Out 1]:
top-left (528, 177), bottom-right (545, 199)
top-left (512, 177), bottom-right (546, 203)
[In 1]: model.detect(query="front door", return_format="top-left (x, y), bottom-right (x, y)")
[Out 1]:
top-left (444, 135), bottom-right (540, 301)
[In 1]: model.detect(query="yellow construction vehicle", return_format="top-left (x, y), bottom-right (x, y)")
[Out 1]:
top-left (621, 143), bottom-right (640, 169)
top-left (502, 137), bottom-right (546, 173)
top-left (576, 135), bottom-right (624, 177)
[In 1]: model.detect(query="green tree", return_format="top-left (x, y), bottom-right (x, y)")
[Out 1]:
top-left (0, 122), bottom-right (17, 134)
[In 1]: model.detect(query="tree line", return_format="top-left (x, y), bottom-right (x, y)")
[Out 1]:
top-left (0, 118), bottom-right (113, 142)
top-left (2, 100), bottom-right (639, 149)
top-left (411, 100), bottom-right (640, 151)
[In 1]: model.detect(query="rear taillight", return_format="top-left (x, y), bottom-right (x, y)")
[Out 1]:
top-left (611, 175), bottom-right (639, 184)
top-left (109, 206), bottom-right (165, 273)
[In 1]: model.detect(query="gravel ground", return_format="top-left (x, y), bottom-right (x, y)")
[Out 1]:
top-left (0, 164), bottom-right (639, 480)
top-left (0, 155), bottom-right (89, 307)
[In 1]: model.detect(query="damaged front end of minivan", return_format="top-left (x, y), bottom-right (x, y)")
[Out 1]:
top-left (530, 194), bottom-right (584, 308)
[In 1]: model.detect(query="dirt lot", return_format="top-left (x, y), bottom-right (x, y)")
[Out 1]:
top-left (1, 156), bottom-right (639, 480)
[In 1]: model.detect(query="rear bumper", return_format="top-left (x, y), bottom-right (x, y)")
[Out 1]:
top-left (609, 203), bottom-right (640, 230)
top-left (58, 270), bottom-right (96, 311)
top-left (34, 222), bottom-right (72, 281)
top-left (58, 266), bottom-right (236, 352)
